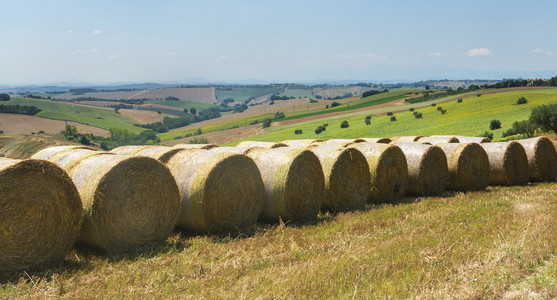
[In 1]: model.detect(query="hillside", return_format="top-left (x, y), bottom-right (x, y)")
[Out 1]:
top-left (0, 134), bottom-right (86, 159)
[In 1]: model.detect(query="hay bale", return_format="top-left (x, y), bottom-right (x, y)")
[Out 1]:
top-left (32, 145), bottom-right (98, 161)
top-left (281, 139), bottom-right (323, 148)
top-left (33, 149), bottom-right (180, 253)
top-left (349, 143), bottom-right (408, 203)
top-left (393, 142), bottom-right (448, 196)
top-left (0, 158), bottom-right (82, 271)
top-left (516, 137), bottom-right (557, 182)
top-left (110, 145), bottom-right (151, 155)
top-left (419, 136), bottom-right (460, 144)
top-left (454, 136), bottom-right (491, 143)
top-left (319, 139), bottom-right (367, 148)
top-left (480, 142), bottom-right (529, 186)
top-left (304, 142), bottom-right (371, 211)
top-left (243, 147), bottom-right (324, 222)
top-left (130, 146), bottom-right (189, 164)
top-left (438, 143), bottom-right (490, 191)
top-left (166, 149), bottom-right (264, 233)
top-left (391, 136), bottom-right (423, 142)
top-left (360, 138), bottom-right (392, 144)
top-left (235, 141), bottom-right (288, 148)
top-left (173, 143), bottom-right (219, 150)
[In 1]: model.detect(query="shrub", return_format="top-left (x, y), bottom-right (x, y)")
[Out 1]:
top-left (479, 131), bottom-right (493, 140)
top-left (38, 130), bottom-right (44, 134)
top-left (512, 120), bottom-right (537, 137)
top-left (490, 119), bottom-right (502, 130)
top-left (516, 97), bottom-right (528, 105)
top-left (250, 119), bottom-right (260, 125)
top-left (262, 118), bottom-right (272, 128)
top-left (477, 94), bottom-right (482, 97)
top-left (195, 128), bottom-right (202, 135)
top-left (323, 123), bottom-right (329, 127)
top-left (315, 125), bottom-right (326, 134)
top-left (529, 103), bottom-right (557, 132)
top-left (331, 102), bottom-right (340, 108)
top-left (294, 129), bottom-right (302, 135)
top-left (440, 109), bottom-right (447, 114)
top-left (437, 106), bottom-right (442, 111)
top-left (274, 112), bottom-right (285, 119)
top-left (340, 120), bottom-right (349, 128)
top-left (188, 137), bottom-right (209, 144)
top-left (0, 130), bottom-right (4, 134)
top-left (325, 105), bottom-right (329, 109)
top-left (365, 115), bottom-right (372, 125)
top-left (431, 103), bottom-right (436, 107)
top-left (457, 99), bottom-right (463, 103)
top-left (502, 128), bottom-right (517, 138)
top-left (409, 107), bottom-right (415, 111)
top-left (414, 112), bottom-right (423, 119)
top-left (390, 116), bottom-right (397, 121)
top-left (387, 112), bottom-right (393, 116)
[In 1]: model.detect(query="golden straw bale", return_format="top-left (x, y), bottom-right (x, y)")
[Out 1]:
top-left (480, 141), bottom-right (529, 186)
top-left (318, 139), bottom-right (367, 148)
top-left (33, 147), bottom-right (180, 253)
top-left (391, 136), bottom-right (423, 142)
top-left (0, 158), bottom-right (82, 271)
top-left (173, 144), bottom-right (219, 150)
top-left (235, 141), bottom-right (288, 148)
top-left (516, 137), bottom-right (557, 182)
top-left (360, 138), bottom-right (392, 144)
top-left (453, 136), bottom-right (491, 143)
top-left (438, 143), bottom-right (490, 191)
top-left (419, 136), bottom-right (460, 144)
top-left (281, 139), bottom-right (323, 148)
top-left (166, 149), bottom-right (264, 233)
top-left (130, 146), bottom-right (189, 164)
top-left (349, 143), bottom-right (408, 203)
top-left (393, 142), bottom-right (448, 196)
top-left (32, 145), bottom-right (98, 161)
top-left (110, 145), bottom-right (151, 155)
top-left (304, 142), bottom-right (371, 211)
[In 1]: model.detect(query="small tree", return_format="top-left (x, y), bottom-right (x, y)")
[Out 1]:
top-left (431, 103), bottom-right (436, 107)
top-left (390, 116), bottom-right (397, 121)
top-left (340, 120), bottom-right (349, 128)
top-left (387, 112), bottom-right (393, 116)
top-left (294, 129), bottom-right (302, 135)
top-left (409, 107), bottom-right (415, 111)
top-left (479, 131), bottom-right (494, 140)
top-left (457, 99), bottom-right (463, 103)
top-left (512, 120), bottom-right (537, 137)
top-left (414, 112), bottom-right (423, 119)
top-left (529, 104), bottom-right (557, 132)
top-left (0, 94), bottom-right (10, 101)
top-left (262, 118), bottom-right (272, 128)
top-left (517, 97), bottom-right (528, 105)
top-left (365, 115), bottom-right (372, 125)
top-left (79, 135), bottom-right (91, 145)
top-left (331, 101), bottom-right (340, 108)
top-left (490, 119), bottom-right (502, 130)
top-left (189, 108), bottom-right (197, 115)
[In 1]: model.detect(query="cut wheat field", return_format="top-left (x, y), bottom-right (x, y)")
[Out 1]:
top-left (1, 182), bottom-right (556, 298)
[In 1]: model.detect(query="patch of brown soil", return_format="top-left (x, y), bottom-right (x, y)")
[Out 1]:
top-left (0, 113), bottom-right (109, 137)
top-left (118, 109), bottom-right (170, 124)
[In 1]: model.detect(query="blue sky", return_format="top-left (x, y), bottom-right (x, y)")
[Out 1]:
top-left (2, 0), bottom-right (557, 84)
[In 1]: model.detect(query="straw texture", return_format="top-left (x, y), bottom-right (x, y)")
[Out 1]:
top-left (305, 142), bottom-right (371, 211)
top-left (166, 149), bottom-right (264, 233)
top-left (419, 136), bottom-right (460, 144)
top-left (281, 139), bottom-right (323, 148)
top-left (110, 145), bottom-right (151, 156)
top-left (391, 136), bottom-right (423, 142)
top-left (173, 144), bottom-right (219, 150)
top-left (350, 143), bottom-right (408, 203)
top-left (480, 142), bottom-right (529, 186)
top-left (236, 141), bottom-right (288, 149)
top-left (124, 146), bottom-right (188, 164)
top-left (454, 136), bottom-right (491, 143)
top-left (393, 142), bottom-right (448, 196)
top-left (438, 143), bottom-right (490, 191)
top-left (360, 138), bottom-right (392, 144)
top-left (0, 158), bottom-right (82, 271)
top-left (516, 137), bottom-right (557, 182)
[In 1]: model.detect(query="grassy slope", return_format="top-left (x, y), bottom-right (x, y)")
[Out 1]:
top-left (144, 99), bottom-right (217, 110)
top-left (3, 98), bottom-right (144, 134)
top-left (2, 183), bottom-right (556, 298)
top-left (215, 86), bottom-right (284, 102)
top-left (226, 89), bottom-right (557, 144)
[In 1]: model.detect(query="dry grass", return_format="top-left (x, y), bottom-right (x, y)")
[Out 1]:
top-left (1, 183), bottom-right (556, 298)
top-left (0, 113), bottom-right (109, 137)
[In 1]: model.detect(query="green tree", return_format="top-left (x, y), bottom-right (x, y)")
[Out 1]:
top-left (189, 108), bottom-right (197, 115)
top-left (517, 97), bottom-right (528, 105)
top-left (529, 103), bottom-right (557, 132)
top-left (0, 94), bottom-right (10, 101)
top-left (64, 124), bottom-right (78, 139)
top-left (262, 118), bottom-right (272, 128)
top-left (340, 120), bottom-right (349, 128)
top-left (490, 119), bottom-right (502, 130)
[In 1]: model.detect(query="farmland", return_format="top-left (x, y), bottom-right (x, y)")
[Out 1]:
top-left (0, 114), bottom-right (109, 136)
top-left (226, 88), bottom-right (557, 145)
top-left (1, 182), bottom-right (556, 298)
top-left (56, 87), bottom-right (217, 104)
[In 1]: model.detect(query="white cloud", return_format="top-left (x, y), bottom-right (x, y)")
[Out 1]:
top-left (92, 29), bottom-right (102, 35)
top-left (333, 53), bottom-right (376, 59)
top-left (66, 30), bottom-right (74, 34)
top-left (75, 48), bottom-right (101, 54)
top-left (419, 51), bottom-right (446, 57)
top-left (532, 48), bottom-right (556, 56)
top-left (108, 53), bottom-right (121, 59)
top-left (165, 52), bottom-right (177, 56)
top-left (217, 55), bottom-right (227, 60)
top-left (467, 48), bottom-right (492, 56)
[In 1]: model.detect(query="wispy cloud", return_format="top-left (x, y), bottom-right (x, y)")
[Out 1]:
top-left (217, 55), bottom-right (227, 60)
top-left (66, 30), bottom-right (75, 34)
top-left (467, 48), bottom-right (492, 56)
top-left (332, 52), bottom-right (376, 59)
top-left (108, 53), bottom-right (121, 59)
top-left (532, 48), bottom-right (556, 56)
top-left (75, 48), bottom-right (101, 54)
top-left (92, 29), bottom-right (102, 35)
top-left (419, 51), bottom-right (446, 57)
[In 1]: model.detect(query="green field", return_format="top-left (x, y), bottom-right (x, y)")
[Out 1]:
top-left (280, 87), bottom-right (314, 98)
top-left (144, 99), bottom-right (217, 110)
top-left (215, 86), bottom-right (284, 102)
top-left (3, 98), bottom-right (145, 134)
top-left (226, 89), bottom-right (557, 144)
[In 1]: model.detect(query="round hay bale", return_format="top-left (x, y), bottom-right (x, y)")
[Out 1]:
top-left (34, 151), bottom-right (181, 253)
top-left (235, 141), bottom-right (288, 148)
top-left (319, 139), bottom-right (367, 148)
top-left (110, 145), bottom-right (151, 155)
top-left (516, 137), bottom-right (557, 182)
top-left (166, 149), bottom-right (264, 233)
top-left (173, 143), bottom-right (219, 150)
top-left (393, 142), bottom-right (448, 196)
top-left (281, 139), bottom-right (323, 148)
top-left (131, 146), bottom-right (189, 164)
top-left (391, 136), bottom-right (423, 142)
top-left (305, 142), bottom-right (371, 211)
top-left (419, 136), bottom-right (460, 144)
top-left (350, 143), bottom-right (408, 203)
top-left (242, 147), bottom-right (324, 223)
top-left (32, 145), bottom-right (98, 161)
top-left (0, 158), bottom-right (82, 271)
top-left (480, 141), bottom-right (529, 186)
top-left (454, 136), bottom-right (491, 143)
top-left (360, 137), bottom-right (392, 144)
top-left (438, 143), bottom-right (490, 191)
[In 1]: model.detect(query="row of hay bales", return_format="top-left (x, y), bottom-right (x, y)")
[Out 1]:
top-left (1, 136), bottom-right (555, 271)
